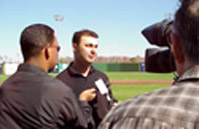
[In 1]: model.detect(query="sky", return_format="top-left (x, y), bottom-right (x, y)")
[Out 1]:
top-left (0, 0), bottom-right (179, 63)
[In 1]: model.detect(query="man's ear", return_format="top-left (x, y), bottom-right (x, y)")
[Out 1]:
top-left (72, 43), bottom-right (77, 52)
top-left (44, 44), bottom-right (50, 60)
top-left (171, 33), bottom-right (184, 64)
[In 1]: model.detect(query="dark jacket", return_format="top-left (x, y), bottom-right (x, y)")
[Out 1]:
top-left (0, 64), bottom-right (88, 129)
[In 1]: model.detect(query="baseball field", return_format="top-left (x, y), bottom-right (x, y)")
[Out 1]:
top-left (105, 72), bottom-right (174, 101)
top-left (0, 72), bottom-right (174, 102)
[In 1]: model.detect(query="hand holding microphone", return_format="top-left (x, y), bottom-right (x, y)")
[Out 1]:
top-left (95, 78), bottom-right (111, 102)
top-left (79, 88), bottom-right (96, 102)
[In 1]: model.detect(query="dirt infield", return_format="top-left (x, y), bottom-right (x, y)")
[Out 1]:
top-left (110, 80), bottom-right (173, 85)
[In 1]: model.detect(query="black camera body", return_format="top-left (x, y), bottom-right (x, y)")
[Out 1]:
top-left (142, 19), bottom-right (176, 73)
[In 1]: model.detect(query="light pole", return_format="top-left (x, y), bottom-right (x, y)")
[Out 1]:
top-left (54, 15), bottom-right (64, 40)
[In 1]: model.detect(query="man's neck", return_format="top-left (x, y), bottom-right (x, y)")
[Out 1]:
top-left (72, 61), bottom-right (91, 77)
top-left (25, 57), bottom-right (48, 72)
top-left (179, 57), bottom-right (199, 76)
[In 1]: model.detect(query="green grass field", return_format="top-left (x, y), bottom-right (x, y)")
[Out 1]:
top-left (0, 72), bottom-right (174, 101)
top-left (0, 74), bottom-right (10, 83)
top-left (111, 84), bottom-right (168, 101)
top-left (0, 72), bottom-right (175, 81)
top-left (105, 72), bottom-right (174, 80)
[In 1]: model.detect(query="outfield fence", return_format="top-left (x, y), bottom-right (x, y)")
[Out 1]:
top-left (0, 63), bottom-right (145, 75)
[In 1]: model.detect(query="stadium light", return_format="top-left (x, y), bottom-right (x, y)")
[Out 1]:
top-left (54, 15), bottom-right (64, 40)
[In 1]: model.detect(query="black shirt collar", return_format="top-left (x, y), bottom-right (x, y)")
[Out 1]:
top-left (18, 63), bottom-right (47, 76)
top-left (68, 62), bottom-right (95, 77)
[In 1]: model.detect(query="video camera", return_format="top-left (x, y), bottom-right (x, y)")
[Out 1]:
top-left (142, 19), bottom-right (176, 73)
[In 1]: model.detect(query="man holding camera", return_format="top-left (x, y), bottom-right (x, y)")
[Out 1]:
top-left (56, 29), bottom-right (118, 128)
top-left (98, 0), bottom-right (199, 128)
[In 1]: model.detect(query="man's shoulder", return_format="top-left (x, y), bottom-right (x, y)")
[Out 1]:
top-left (42, 74), bottom-right (72, 92)
top-left (104, 86), bottom-right (176, 117)
top-left (92, 67), bottom-right (108, 78)
top-left (56, 68), bottom-right (70, 79)
top-left (115, 85), bottom-right (188, 108)
top-left (101, 84), bottom-right (199, 128)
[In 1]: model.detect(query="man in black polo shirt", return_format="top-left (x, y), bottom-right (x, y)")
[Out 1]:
top-left (0, 24), bottom-right (95, 129)
top-left (56, 29), bottom-right (118, 127)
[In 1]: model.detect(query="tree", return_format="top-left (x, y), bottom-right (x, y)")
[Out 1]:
top-left (130, 57), bottom-right (137, 63)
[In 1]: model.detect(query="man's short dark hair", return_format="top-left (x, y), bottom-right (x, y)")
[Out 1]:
top-left (72, 29), bottom-right (98, 45)
top-left (174, 0), bottom-right (199, 62)
top-left (20, 24), bottom-right (55, 61)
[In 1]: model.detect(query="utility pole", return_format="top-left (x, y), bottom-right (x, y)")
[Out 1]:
top-left (54, 15), bottom-right (64, 40)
